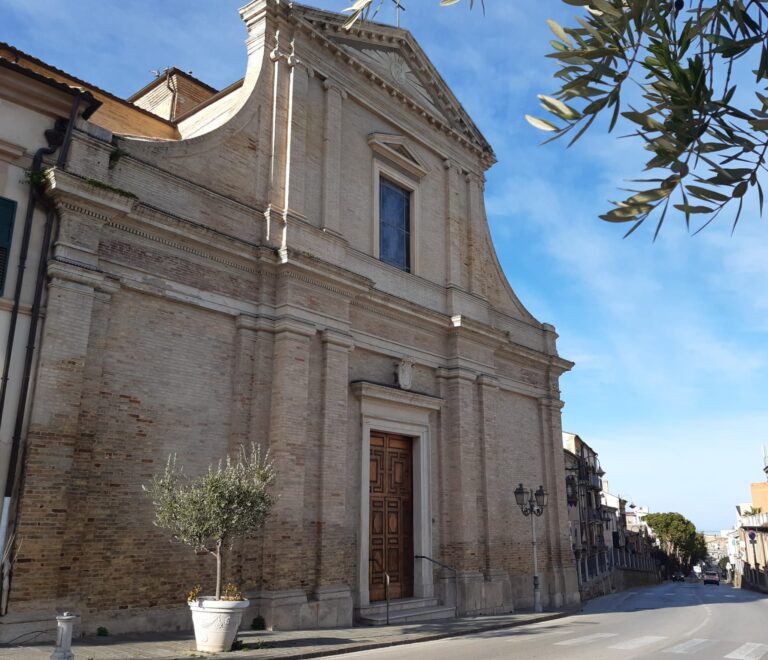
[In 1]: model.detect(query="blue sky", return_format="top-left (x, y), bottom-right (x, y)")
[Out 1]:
top-left (3, 0), bottom-right (766, 532)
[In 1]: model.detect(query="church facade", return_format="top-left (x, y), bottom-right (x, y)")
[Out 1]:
top-left (0, 0), bottom-right (578, 637)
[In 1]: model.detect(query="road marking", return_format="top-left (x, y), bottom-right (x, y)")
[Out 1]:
top-left (725, 643), bottom-right (768, 659)
top-left (555, 633), bottom-right (618, 646)
top-left (726, 595), bottom-right (736, 598)
top-left (609, 636), bottom-right (667, 650)
top-left (665, 592), bottom-right (676, 596)
top-left (664, 638), bottom-right (712, 654)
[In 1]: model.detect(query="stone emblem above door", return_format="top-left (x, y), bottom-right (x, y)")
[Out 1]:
top-left (395, 358), bottom-right (415, 391)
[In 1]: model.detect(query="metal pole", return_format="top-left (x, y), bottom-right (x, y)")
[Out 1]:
top-left (385, 573), bottom-right (390, 625)
top-left (531, 497), bottom-right (542, 613)
top-left (752, 541), bottom-right (758, 580)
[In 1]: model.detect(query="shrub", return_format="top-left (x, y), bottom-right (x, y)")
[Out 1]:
top-left (144, 444), bottom-right (275, 600)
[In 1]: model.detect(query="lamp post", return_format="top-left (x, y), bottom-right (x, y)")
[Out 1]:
top-left (514, 483), bottom-right (548, 613)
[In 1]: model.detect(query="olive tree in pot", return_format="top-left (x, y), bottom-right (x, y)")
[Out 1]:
top-left (144, 443), bottom-right (275, 653)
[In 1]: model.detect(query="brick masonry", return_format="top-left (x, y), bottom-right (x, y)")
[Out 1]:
top-left (5, 0), bottom-right (579, 637)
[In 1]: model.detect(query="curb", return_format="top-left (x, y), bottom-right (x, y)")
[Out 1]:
top-left (199, 610), bottom-right (577, 660)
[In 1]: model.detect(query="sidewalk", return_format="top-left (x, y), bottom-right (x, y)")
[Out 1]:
top-left (0, 609), bottom-right (576, 660)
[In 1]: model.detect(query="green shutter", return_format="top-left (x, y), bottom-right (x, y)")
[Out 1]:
top-left (0, 197), bottom-right (17, 296)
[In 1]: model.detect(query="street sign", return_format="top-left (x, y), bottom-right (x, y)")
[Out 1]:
top-left (748, 530), bottom-right (757, 542)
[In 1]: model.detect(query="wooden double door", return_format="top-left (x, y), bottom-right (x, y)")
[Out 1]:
top-left (369, 432), bottom-right (413, 601)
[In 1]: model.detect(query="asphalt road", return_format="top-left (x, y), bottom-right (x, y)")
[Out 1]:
top-left (329, 581), bottom-right (768, 660)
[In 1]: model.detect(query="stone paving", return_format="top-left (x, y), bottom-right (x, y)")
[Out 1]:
top-left (0, 610), bottom-right (573, 659)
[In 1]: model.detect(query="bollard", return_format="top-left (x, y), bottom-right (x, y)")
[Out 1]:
top-left (50, 612), bottom-right (78, 660)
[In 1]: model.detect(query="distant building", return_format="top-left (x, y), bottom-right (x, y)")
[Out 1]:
top-left (703, 534), bottom-right (728, 562)
top-left (563, 434), bottom-right (656, 599)
top-left (738, 511), bottom-right (768, 592)
top-left (728, 489), bottom-right (768, 593)
top-left (750, 482), bottom-right (768, 513)
top-left (625, 505), bottom-right (650, 534)
top-left (563, 432), bottom-right (607, 591)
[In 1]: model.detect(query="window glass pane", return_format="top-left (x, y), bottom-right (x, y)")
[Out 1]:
top-left (380, 222), bottom-right (400, 266)
top-left (381, 182), bottom-right (407, 231)
top-left (379, 179), bottom-right (410, 271)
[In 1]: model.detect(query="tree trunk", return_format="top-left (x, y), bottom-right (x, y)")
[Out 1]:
top-left (215, 539), bottom-right (223, 600)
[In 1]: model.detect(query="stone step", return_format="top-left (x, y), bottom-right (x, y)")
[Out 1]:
top-left (356, 597), bottom-right (439, 618)
top-left (357, 604), bottom-right (456, 626)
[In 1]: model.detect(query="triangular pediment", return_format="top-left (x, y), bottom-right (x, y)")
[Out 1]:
top-left (335, 39), bottom-right (446, 119)
top-left (368, 133), bottom-right (428, 178)
top-left (290, 3), bottom-right (493, 159)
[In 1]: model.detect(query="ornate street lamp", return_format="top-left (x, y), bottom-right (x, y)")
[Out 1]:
top-left (514, 483), bottom-right (548, 612)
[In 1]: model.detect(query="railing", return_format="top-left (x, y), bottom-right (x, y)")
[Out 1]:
top-left (368, 556), bottom-right (390, 624)
top-left (415, 555), bottom-right (458, 618)
top-left (742, 512), bottom-right (768, 526)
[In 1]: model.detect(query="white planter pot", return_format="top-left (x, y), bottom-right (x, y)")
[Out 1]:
top-left (189, 598), bottom-right (249, 653)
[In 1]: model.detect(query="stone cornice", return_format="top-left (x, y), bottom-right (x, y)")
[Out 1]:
top-left (47, 169), bottom-right (136, 217)
top-left (0, 138), bottom-right (25, 162)
top-left (351, 380), bottom-right (443, 412)
top-left (105, 215), bottom-right (264, 276)
top-left (287, 9), bottom-right (495, 168)
top-left (0, 62), bottom-right (83, 120)
top-left (47, 259), bottom-right (114, 291)
top-left (539, 397), bottom-right (566, 413)
top-left (434, 365), bottom-right (549, 400)
top-left (321, 328), bottom-right (355, 350)
top-left (273, 316), bottom-right (317, 338)
top-left (435, 366), bottom-right (480, 384)
top-left (0, 298), bottom-right (31, 315)
top-left (352, 293), bottom-right (448, 335)
top-left (277, 250), bottom-right (374, 299)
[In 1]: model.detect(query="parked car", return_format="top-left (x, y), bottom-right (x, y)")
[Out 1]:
top-left (703, 570), bottom-right (720, 585)
top-left (671, 572), bottom-right (685, 582)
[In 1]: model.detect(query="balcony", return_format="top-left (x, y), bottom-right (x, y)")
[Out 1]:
top-left (742, 512), bottom-right (768, 528)
top-left (587, 474), bottom-right (602, 491)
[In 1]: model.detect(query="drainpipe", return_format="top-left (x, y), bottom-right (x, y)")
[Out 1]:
top-left (0, 123), bottom-right (65, 428)
top-left (0, 90), bottom-right (98, 614)
top-left (165, 69), bottom-right (178, 121)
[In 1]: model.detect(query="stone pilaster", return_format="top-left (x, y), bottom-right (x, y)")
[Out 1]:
top-left (55, 274), bottom-right (120, 604)
top-left (265, 34), bottom-right (312, 254)
top-left (262, 318), bottom-right (315, 590)
top-left (238, 320), bottom-right (275, 590)
top-left (477, 374), bottom-right (500, 572)
top-left (283, 44), bottom-right (312, 223)
top-left (321, 81), bottom-right (346, 235)
top-left (539, 395), bottom-right (579, 607)
top-left (11, 258), bottom-right (112, 608)
top-left (315, 329), bottom-right (354, 588)
top-left (466, 173), bottom-right (483, 296)
top-left (265, 31), bottom-right (290, 248)
top-left (228, 315), bottom-right (259, 452)
top-left (437, 367), bottom-right (480, 571)
top-left (248, 321), bottom-right (275, 450)
top-left (443, 161), bottom-right (464, 289)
